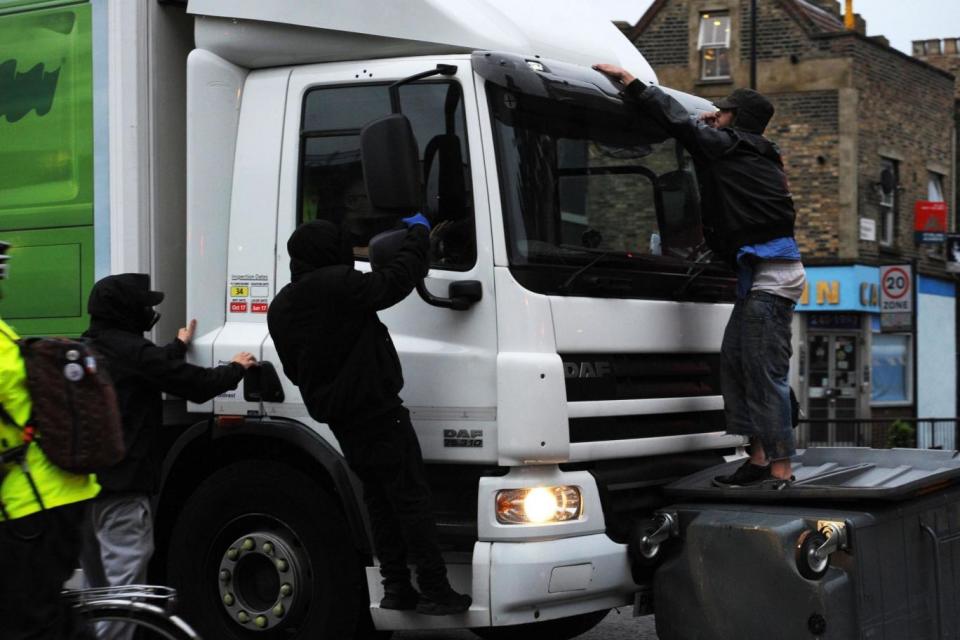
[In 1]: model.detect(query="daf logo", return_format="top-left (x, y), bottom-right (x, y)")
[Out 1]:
top-left (563, 361), bottom-right (612, 379)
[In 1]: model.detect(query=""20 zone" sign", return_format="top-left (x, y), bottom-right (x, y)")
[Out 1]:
top-left (880, 264), bottom-right (912, 313)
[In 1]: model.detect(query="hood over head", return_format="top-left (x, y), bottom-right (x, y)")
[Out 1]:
top-left (87, 273), bottom-right (164, 333)
top-left (288, 220), bottom-right (355, 281)
top-left (714, 88), bottom-right (774, 134)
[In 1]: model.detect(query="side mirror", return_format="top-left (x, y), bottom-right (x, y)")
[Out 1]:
top-left (243, 361), bottom-right (285, 403)
top-left (360, 114), bottom-right (422, 216)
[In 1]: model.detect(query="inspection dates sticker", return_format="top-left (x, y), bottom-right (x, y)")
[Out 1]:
top-left (229, 274), bottom-right (269, 313)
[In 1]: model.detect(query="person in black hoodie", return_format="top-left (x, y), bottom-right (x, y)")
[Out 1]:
top-left (594, 65), bottom-right (805, 489)
top-left (79, 273), bottom-right (256, 640)
top-left (268, 217), bottom-right (472, 616)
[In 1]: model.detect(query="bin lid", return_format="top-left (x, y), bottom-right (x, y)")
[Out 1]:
top-left (666, 448), bottom-right (960, 503)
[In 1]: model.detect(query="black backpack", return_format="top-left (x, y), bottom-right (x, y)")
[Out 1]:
top-left (0, 328), bottom-right (124, 475)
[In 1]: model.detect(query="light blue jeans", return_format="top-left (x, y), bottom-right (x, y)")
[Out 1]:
top-left (721, 291), bottom-right (797, 461)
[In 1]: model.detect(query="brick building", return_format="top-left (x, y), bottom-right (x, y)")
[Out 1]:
top-left (914, 38), bottom-right (960, 238)
top-left (631, 0), bottom-right (958, 445)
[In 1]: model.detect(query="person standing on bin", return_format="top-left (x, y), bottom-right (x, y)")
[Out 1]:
top-left (594, 64), bottom-right (804, 488)
top-left (0, 241), bottom-right (101, 640)
top-left (79, 273), bottom-right (257, 640)
top-left (268, 217), bottom-right (472, 615)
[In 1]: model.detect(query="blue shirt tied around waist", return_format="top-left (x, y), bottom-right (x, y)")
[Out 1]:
top-left (735, 236), bottom-right (801, 299)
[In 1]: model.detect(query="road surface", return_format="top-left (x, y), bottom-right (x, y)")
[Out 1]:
top-left (395, 609), bottom-right (659, 639)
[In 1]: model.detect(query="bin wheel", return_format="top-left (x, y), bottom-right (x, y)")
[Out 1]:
top-left (629, 523), bottom-right (667, 568)
top-left (796, 530), bottom-right (830, 580)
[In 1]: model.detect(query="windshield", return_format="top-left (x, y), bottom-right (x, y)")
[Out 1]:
top-left (488, 83), bottom-right (733, 301)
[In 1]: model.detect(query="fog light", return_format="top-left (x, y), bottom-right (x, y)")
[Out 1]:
top-left (496, 486), bottom-right (582, 524)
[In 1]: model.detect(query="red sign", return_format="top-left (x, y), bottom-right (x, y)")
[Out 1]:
top-left (251, 302), bottom-right (269, 313)
top-left (230, 301), bottom-right (248, 313)
top-left (915, 201), bottom-right (947, 233)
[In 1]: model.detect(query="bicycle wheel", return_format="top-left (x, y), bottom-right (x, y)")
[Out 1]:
top-left (76, 599), bottom-right (201, 640)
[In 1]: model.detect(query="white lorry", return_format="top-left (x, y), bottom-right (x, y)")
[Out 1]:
top-left (2, 1), bottom-right (743, 637)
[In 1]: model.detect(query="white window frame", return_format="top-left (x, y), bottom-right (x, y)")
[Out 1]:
top-left (697, 13), bottom-right (731, 80)
top-left (870, 332), bottom-right (913, 407)
top-left (928, 171), bottom-right (945, 202)
top-left (878, 158), bottom-right (897, 247)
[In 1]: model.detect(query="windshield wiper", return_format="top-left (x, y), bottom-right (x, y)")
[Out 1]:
top-left (673, 243), bottom-right (718, 298)
top-left (557, 245), bottom-right (635, 293)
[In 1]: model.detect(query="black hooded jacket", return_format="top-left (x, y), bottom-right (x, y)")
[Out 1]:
top-left (623, 81), bottom-right (796, 260)
top-left (267, 221), bottom-right (429, 425)
top-left (83, 274), bottom-right (244, 494)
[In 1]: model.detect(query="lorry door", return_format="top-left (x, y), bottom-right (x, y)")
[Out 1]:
top-left (269, 57), bottom-right (499, 463)
top-left (209, 67), bottom-right (290, 417)
top-left (805, 332), bottom-right (863, 445)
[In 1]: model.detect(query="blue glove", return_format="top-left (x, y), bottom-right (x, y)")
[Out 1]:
top-left (401, 212), bottom-right (431, 232)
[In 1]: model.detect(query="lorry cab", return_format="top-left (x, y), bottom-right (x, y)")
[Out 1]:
top-left (171, 1), bottom-right (743, 637)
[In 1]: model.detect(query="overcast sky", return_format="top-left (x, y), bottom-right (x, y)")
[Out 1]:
top-left (593, 0), bottom-right (960, 55)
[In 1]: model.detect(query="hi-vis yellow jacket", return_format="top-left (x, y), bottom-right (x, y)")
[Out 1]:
top-left (0, 319), bottom-right (99, 520)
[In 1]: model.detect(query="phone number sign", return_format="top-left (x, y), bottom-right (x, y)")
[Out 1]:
top-left (879, 264), bottom-right (913, 332)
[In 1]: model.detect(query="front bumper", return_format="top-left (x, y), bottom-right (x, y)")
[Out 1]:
top-left (368, 533), bottom-right (633, 630)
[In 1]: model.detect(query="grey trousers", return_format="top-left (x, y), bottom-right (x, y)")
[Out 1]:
top-left (79, 494), bottom-right (155, 640)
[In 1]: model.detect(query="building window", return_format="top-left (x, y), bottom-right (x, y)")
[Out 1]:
top-left (878, 158), bottom-right (898, 247)
top-left (871, 333), bottom-right (912, 405)
top-left (698, 13), bottom-right (731, 80)
top-left (928, 171), bottom-right (945, 202)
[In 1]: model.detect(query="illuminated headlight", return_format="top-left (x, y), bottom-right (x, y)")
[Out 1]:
top-left (525, 60), bottom-right (546, 73)
top-left (495, 486), bottom-right (582, 525)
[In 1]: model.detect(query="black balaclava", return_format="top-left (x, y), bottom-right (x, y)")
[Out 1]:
top-left (288, 220), bottom-right (354, 282)
top-left (87, 273), bottom-right (164, 334)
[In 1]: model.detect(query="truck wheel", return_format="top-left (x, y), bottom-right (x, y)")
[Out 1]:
top-left (471, 610), bottom-right (609, 640)
top-left (166, 460), bottom-right (364, 639)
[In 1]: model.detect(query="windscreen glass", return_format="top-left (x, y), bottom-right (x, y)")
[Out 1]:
top-left (487, 82), bottom-right (732, 301)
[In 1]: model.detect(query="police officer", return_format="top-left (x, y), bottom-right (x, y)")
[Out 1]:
top-left (0, 240), bottom-right (101, 639)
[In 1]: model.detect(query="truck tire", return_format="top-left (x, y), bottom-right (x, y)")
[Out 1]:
top-left (471, 609), bottom-right (609, 640)
top-left (166, 460), bottom-right (364, 639)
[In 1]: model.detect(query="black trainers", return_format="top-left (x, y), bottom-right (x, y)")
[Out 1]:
top-left (380, 582), bottom-right (420, 611)
top-left (712, 461), bottom-right (772, 487)
top-left (416, 586), bottom-right (472, 616)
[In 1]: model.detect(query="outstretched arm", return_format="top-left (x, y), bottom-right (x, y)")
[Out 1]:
top-left (345, 225), bottom-right (430, 312)
top-left (593, 63), bottom-right (737, 160)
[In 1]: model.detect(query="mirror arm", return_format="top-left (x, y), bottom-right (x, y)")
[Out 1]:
top-left (389, 64), bottom-right (459, 113)
top-left (416, 279), bottom-right (481, 311)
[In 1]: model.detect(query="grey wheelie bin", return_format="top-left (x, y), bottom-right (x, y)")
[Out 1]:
top-left (636, 448), bottom-right (960, 640)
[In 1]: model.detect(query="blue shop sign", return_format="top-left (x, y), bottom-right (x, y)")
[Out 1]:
top-left (796, 265), bottom-right (880, 313)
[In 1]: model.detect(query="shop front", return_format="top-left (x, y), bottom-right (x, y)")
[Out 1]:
top-left (795, 266), bottom-right (880, 445)
top-left (795, 265), bottom-right (958, 448)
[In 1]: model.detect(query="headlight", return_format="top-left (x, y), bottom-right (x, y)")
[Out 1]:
top-left (495, 486), bottom-right (582, 525)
